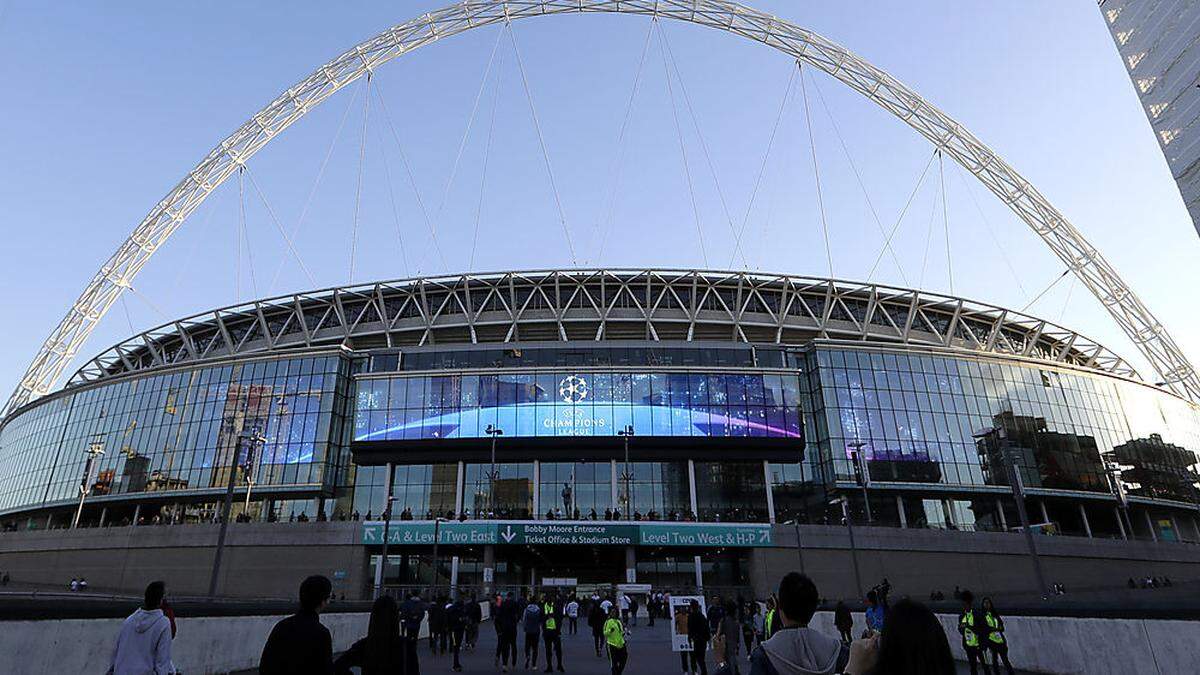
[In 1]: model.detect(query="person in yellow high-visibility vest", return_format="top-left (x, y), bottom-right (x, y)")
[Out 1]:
top-left (982, 597), bottom-right (1014, 675)
top-left (958, 590), bottom-right (993, 675)
top-left (603, 605), bottom-right (628, 675)
top-left (542, 593), bottom-right (564, 673)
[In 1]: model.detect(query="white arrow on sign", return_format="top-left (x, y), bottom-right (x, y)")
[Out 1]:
top-left (501, 525), bottom-right (517, 543)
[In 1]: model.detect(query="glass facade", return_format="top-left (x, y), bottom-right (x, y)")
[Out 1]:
top-left (0, 354), bottom-right (351, 515)
top-left (2, 340), bottom-right (1198, 537)
top-left (353, 370), bottom-right (804, 441)
top-left (807, 347), bottom-right (1200, 501)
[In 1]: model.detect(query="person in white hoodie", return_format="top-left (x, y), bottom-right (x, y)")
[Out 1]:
top-left (107, 581), bottom-right (173, 675)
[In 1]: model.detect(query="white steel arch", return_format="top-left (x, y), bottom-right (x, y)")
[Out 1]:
top-left (7, 0), bottom-right (1198, 416)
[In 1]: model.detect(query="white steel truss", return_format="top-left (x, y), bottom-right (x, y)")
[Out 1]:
top-left (6, 0), bottom-right (1197, 416)
top-left (66, 269), bottom-right (1135, 386)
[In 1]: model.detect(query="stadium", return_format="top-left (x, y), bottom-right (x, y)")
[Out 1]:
top-left (2, 1), bottom-right (1200, 602)
top-left (2, 268), bottom-right (1199, 599)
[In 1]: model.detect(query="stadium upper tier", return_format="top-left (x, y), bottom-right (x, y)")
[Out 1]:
top-left (66, 269), bottom-right (1136, 391)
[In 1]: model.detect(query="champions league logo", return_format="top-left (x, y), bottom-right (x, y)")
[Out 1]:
top-left (558, 375), bottom-right (589, 404)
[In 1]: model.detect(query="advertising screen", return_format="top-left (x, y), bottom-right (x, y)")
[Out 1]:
top-left (353, 370), bottom-right (803, 441)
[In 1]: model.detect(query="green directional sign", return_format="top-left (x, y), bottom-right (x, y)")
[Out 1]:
top-left (639, 523), bottom-right (772, 547)
top-left (499, 522), bottom-right (637, 546)
top-left (361, 521), bottom-right (498, 546)
top-left (362, 521), bottom-right (773, 547)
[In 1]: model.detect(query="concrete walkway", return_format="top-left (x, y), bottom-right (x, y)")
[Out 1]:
top-left (236, 621), bottom-right (1038, 674)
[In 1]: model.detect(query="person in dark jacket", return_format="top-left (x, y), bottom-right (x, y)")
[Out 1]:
top-left (523, 597), bottom-right (544, 669)
top-left (958, 591), bottom-right (994, 675)
top-left (833, 602), bottom-right (853, 644)
top-left (719, 601), bottom-right (742, 673)
top-left (496, 591), bottom-right (520, 672)
top-left (589, 597), bottom-right (607, 657)
top-left (334, 595), bottom-right (419, 675)
top-left (446, 597), bottom-right (467, 672)
top-left (428, 596), bottom-right (447, 655)
top-left (713, 573), bottom-right (848, 675)
top-left (688, 600), bottom-right (712, 675)
top-left (401, 592), bottom-right (426, 639)
top-left (259, 575), bottom-right (334, 675)
top-left (466, 594), bottom-right (483, 650)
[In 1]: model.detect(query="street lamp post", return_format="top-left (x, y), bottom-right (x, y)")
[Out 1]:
top-left (1104, 460), bottom-right (1134, 539)
top-left (618, 425), bottom-right (635, 520)
top-left (485, 424), bottom-right (504, 516)
top-left (981, 425), bottom-right (1049, 599)
top-left (430, 516), bottom-right (446, 597)
top-left (847, 441), bottom-right (872, 523)
top-left (72, 440), bottom-right (106, 529)
top-left (834, 495), bottom-right (863, 598)
top-left (208, 426), bottom-right (265, 599)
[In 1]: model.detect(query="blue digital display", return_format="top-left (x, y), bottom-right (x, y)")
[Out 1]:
top-left (353, 371), bottom-right (803, 441)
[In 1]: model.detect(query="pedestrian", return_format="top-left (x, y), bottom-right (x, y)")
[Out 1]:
top-left (401, 591), bottom-right (426, 639)
top-left (429, 595), bottom-right (447, 655)
top-left (629, 595), bottom-right (639, 627)
top-left (447, 596), bottom-right (467, 672)
top-left (467, 593), bottom-right (483, 650)
top-left (604, 605), bottom-right (628, 675)
top-left (958, 590), bottom-right (994, 675)
top-left (751, 602), bottom-right (765, 650)
top-left (496, 591), bottom-right (520, 673)
top-left (259, 575), bottom-right (334, 675)
top-left (712, 572), bottom-right (848, 675)
top-left (719, 601), bottom-right (741, 673)
top-left (619, 592), bottom-right (631, 624)
top-left (839, 598), bottom-right (955, 675)
top-left (333, 595), bottom-right (419, 675)
top-left (864, 591), bottom-right (884, 636)
top-left (106, 581), bottom-right (173, 675)
top-left (80, 577), bottom-right (89, 591)
top-left (542, 593), bottom-right (565, 672)
top-left (589, 596), bottom-right (608, 657)
top-left (566, 595), bottom-right (580, 635)
top-left (981, 597), bottom-right (1015, 675)
top-left (740, 602), bottom-right (756, 660)
top-left (524, 595), bottom-right (544, 669)
top-left (71, 577), bottom-right (79, 592)
top-left (687, 599), bottom-right (711, 675)
top-left (834, 601), bottom-right (853, 644)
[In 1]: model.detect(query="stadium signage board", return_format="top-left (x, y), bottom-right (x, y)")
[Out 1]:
top-left (361, 521), bottom-right (772, 547)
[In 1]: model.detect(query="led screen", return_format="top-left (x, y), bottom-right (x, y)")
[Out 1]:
top-left (353, 371), bottom-right (803, 441)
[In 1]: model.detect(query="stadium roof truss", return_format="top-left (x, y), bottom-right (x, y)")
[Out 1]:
top-left (67, 270), bottom-right (1136, 386)
top-left (8, 0), bottom-right (1198, 415)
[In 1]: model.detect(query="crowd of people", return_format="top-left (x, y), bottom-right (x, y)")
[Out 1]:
top-left (99, 572), bottom-right (1026, 675)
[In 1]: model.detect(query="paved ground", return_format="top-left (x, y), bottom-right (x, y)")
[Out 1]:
top-left (397, 622), bottom-right (1035, 675)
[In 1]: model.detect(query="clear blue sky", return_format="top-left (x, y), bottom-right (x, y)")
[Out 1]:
top-left (1, 1), bottom-right (1198, 394)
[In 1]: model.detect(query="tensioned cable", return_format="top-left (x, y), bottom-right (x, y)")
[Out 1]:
top-left (657, 22), bottom-right (743, 268)
top-left (235, 168), bottom-right (243, 302)
top-left (917, 179), bottom-right (940, 291)
top-left (810, 74), bottom-right (908, 285)
top-left (169, 193), bottom-right (220, 294)
top-left (865, 149), bottom-right (938, 282)
top-left (471, 38), bottom-right (506, 270)
top-left (939, 150), bottom-right (954, 295)
top-left (372, 116), bottom-right (412, 277)
top-left (373, 80), bottom-right (450, 273)
top-left (266, 79), bottom-right (363, 294)
top-left (1020, 268), bottom-right (1070, 314)
top-left (798, 64), bottom-right (834, 278)
top-left (237, 166), bottom-right (259, 300)
top-left (728, 65), bottom-right (796, 269)
top-left (594, 17), bottom-right (657, 266)
top-left (436, 24), bottom-right (508, 229)
top-left (656, 18), bottom-right (708, 266)
top-left (1058, 275), bottom-right (1076, 322)
top-left (506, 21), bottom-right (578, 266)
top-left (242, 167), bottom-right (317, 287)
top-left (349, 72), bottom-right (372, 284)
top-left (952, 164), bottom-right (1028, 298)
